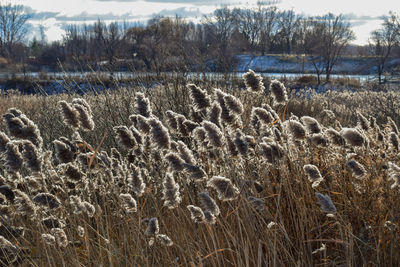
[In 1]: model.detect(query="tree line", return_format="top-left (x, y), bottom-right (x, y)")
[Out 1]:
top-left (1, 1), bottom-right (400, 83)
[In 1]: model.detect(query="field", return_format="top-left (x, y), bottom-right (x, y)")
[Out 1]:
top-left (0, 71), bottom-right (399, 266)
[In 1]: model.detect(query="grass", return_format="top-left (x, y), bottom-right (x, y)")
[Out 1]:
top-left (0, 72), bottom-right (399, 266)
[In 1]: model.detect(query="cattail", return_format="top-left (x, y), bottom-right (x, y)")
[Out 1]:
top-left (149, 118), bottom-right (171, 150)
top-left (64, 163), bottom-right (83, 182)
top-left (145, 217), bottom-right (159, 236)
top-left (243, 69), bottom-right (265, 93)
top-left (260, 141), bottom-right (284, 163)
top-left (22, 141), bottom-right (42, 173)
top-left (41, 233), bottom-right (56, 246)
top-left (33, 193), bottom-right (61, 209)
top-left (346, 159), bottom-right (366, 179)
top-left (177, 141), bottom-right (196, 165)
top-left (234, 129), bottom-right (248, 157)
top-left (262, 104), bottom-right (280, 121)
top-left (53, 140), bottom-right (75, 163)
top-left (286, 120), bottom-right (306, 139)
top-left (182, 120), bottom-right (198, 134)
top-left (50, 228), bottom-right (68, 248)
top-left (42, 217), bottom-right (63, 229)
top-left (70, 196), bottom-right (87, 214)
top-left (3, 111), bottom-right (43, 148)
top-left (315, 193), bottom-right (336, 213)
top-left (134, 92), bottom-right (152, 117)
top-left (341, 128), bottom-right (365, 147)
top-left (114, 126), bottom-right (137, 149)
top-left (226, 134), bottom-right (239, 157)
top-left (165, 152), bottom-right (184, 172)
top-left (215, 89), bottom-right (237, 125)
top-left (0, 131), bottom-right (10, 153)
top-left (165, 110), bottom-right (179, 131)
top-left (187, 205), bottom-right (205, 223)
top-left (187, 84), bottom-right (211, 110)
top-left (301, 116), bottom-right (321, 134)
top-left (119, 193), bottom-right (137, 213)
top-left (387, 117), bottom-right (399, 135)
top-left (131, 114), bottom-right (151, 134)
top-left (303, 164), bottom-right (324, 188)
top-left (248, 196), bottom-right (264, 211)
top-left (182, 163), bottom-right (207, 180)
top-left (83, 202), bottom-right (95, 217)
top-left (127, 164), bottom-right (146, 197)
top-left (203, 210), bottom-right (217, 224)
top-left (209, 102), bottom-right (223, 129)
top-left (73, 103), bottom-right (95, 131)
top-left (309, 133), bottom-right (327, 147)
top-left (162, 173), bottom-right (181, 209)
top-left (389, 132), bottom-right (399, 151)
top-left (156, 234), bottom-right (173, 246)
top-left (325, 128), bottom-right (346, 146)
top-left (59, 101), bottom-right (80, 129)
top-left (357, 112), bottom-right (369, 132)
top-left (202, 121), bottom-right (224, 148)
top-left (270, 79), bottom-right (288, 104)
top-left (193, 127), bottom-right (207, 145)
top-left (207, 176), bottom-right (239, 201)
top-left (198, 191), bottom-right (220, 216)
top-left (388, 162), bottom-right (400, 189)
top-left (0, 185), bottom-right (15, 202)
top-left (5, 142), bottom-right (23, 173)
top-left (224, 94), bottom-right (244, 115)
top-left (14, 190), bottom-right (36, 216)
top-left (72, 98), bottom-right (91, 112)
top-left (252, 107), bottom-right (274, 125)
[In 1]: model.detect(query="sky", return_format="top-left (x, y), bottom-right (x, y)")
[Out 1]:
top-left (18, 0), bottom-right (400, 45)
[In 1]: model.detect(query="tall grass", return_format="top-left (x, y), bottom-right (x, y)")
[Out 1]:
top-left (0, 72), bottom-right (399, 266)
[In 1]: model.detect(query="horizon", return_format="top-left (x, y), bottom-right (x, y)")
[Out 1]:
top-left (20, 0), bottom-right (399, 45)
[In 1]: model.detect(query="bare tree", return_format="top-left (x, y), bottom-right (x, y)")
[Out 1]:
top-left (369, 13), bottom-right (400, 83)
top-left (205, 7), bottom-right (235, 72)
top-left (304, 14), bottom-right (355, 83)
top-left (277, 10), bottom-right (300, 54)
top-left (0, 1), bottom-right (30, 59)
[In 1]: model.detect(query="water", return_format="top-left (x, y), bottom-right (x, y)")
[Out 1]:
top-left (0, 71), bottom-right (378, 82)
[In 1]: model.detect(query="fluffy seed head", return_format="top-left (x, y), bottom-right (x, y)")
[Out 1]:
top-left (301, 116), bottom-right (321, 134)
top-left (33, 193), bottom-right (61, 209)
top-left (198, 191), bottom-right (220, 216)
top-left (59, 101), bottom-right (80, 129)
top-left (187, 205), bottom-right (205, 223)
top-left (286, 120), bottom-right (306, 139)
top-left (73, 103), bottom-right (95, 131)
top-left (119, 193), bottom-right (137, 213)
top-left (224, 94), bottom-right (244, 115)
top-left (388, 162), bottom-right (400, 189)
top-left (134, 92), bottom-right (152, 118)
top-left (243, 69), bottom-right (265, 93)
top-left (270, 79), bottom-right (288, 104)
top-left (162, 173), bottom-right (181, 209)
top-left (207, 176), bottom-right (239, 201)
top-left (149, 118), bottom-right (171, 150)
top-left (145, 217), bottom-right (159, 236)
top-left (202, 121), bottom-right (225, 148)
top-left (187, 84), bottom-right (211, 110)
top-left (50, 228), bottom-right (68, 248)
top-left (303, 164), bottom-right (324, 188)
top-left (346, 159), bottom-right (366, 179)
top-left (341, 128), bottom-right (365, 147)
top-left (315, 193), bottom-right (336, 213)
top-left (325, 128), bottom-right (346, 146)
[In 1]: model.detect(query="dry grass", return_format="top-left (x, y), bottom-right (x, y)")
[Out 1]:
top-left (0, 73), bottom-right (399, 266)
